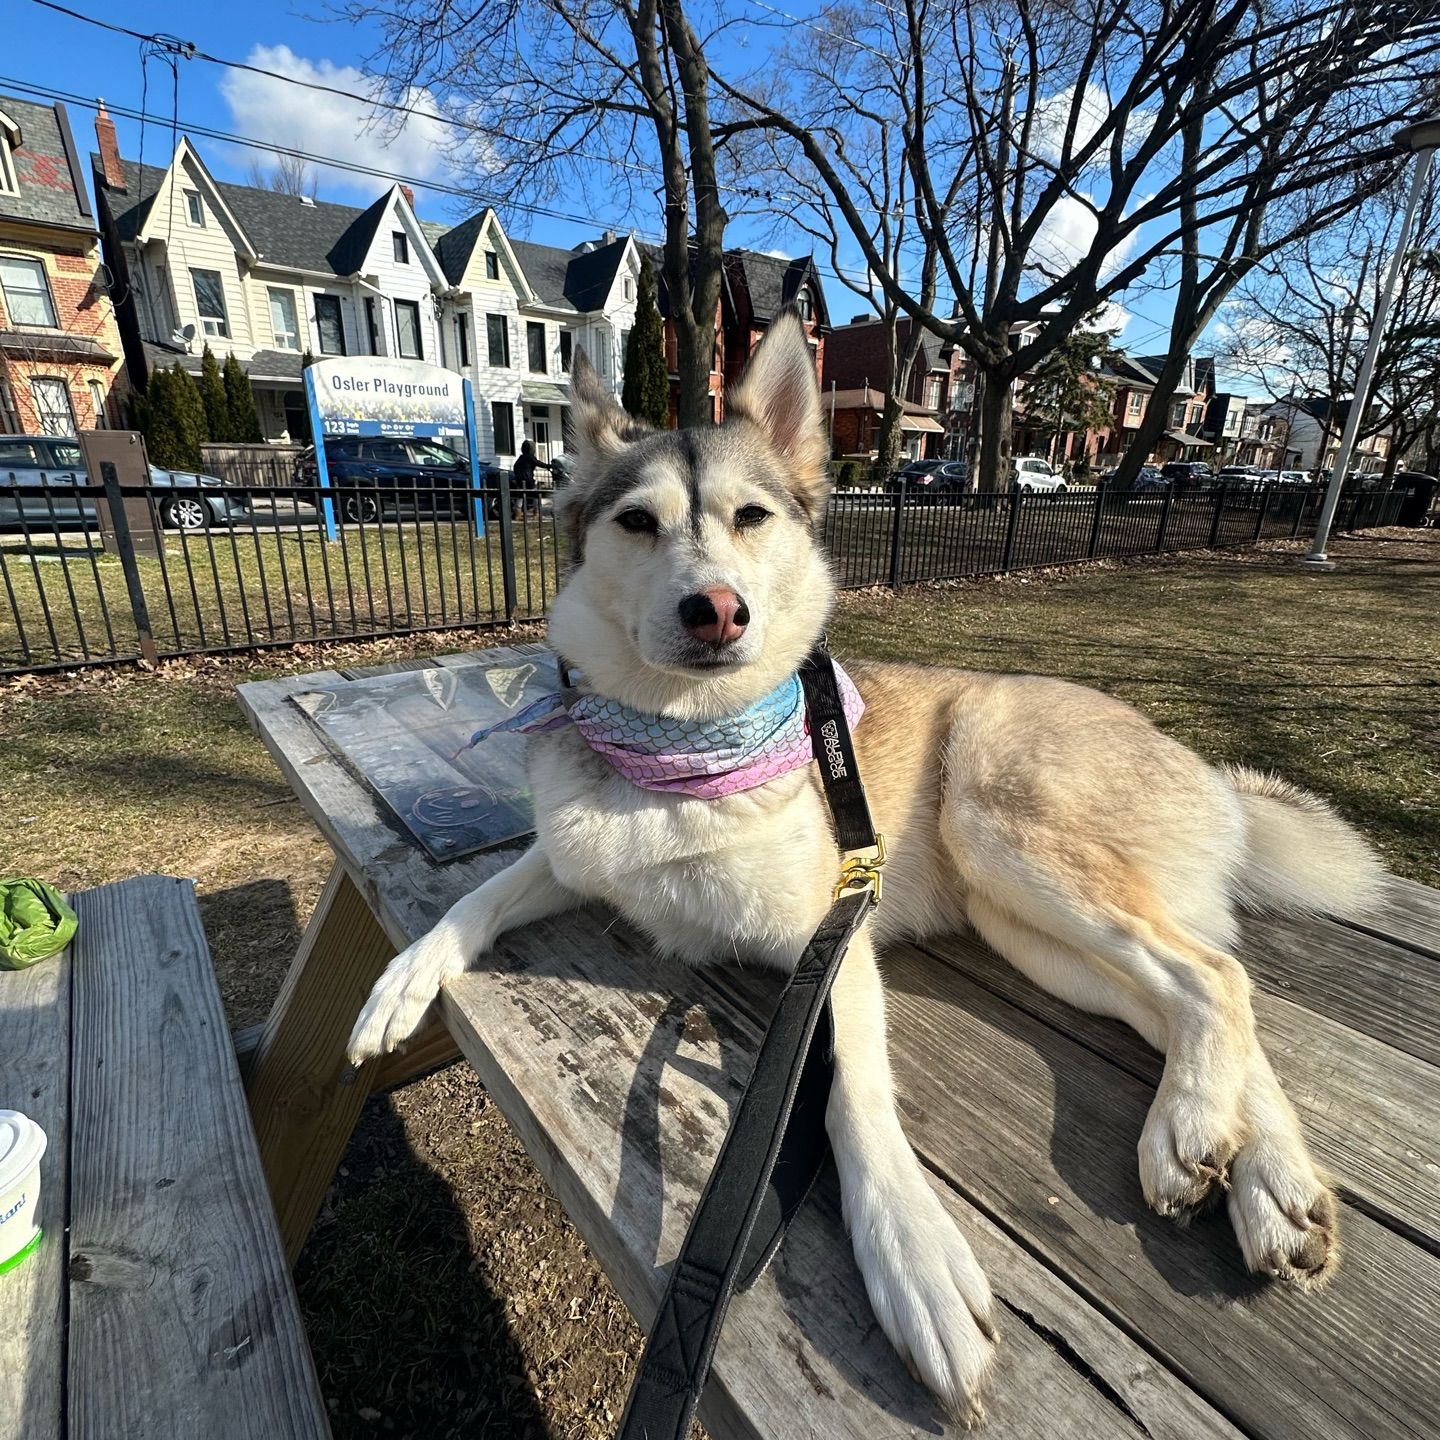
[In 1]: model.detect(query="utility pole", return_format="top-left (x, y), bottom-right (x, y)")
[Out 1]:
top-left (1303, 117), bottom-right (1440, 566)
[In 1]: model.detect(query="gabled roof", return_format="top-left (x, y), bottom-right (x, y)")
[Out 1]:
top-left (326, 189), bottom-right (391, 276)
top-left (509, 238), bottom-right (577, 311)
top-left (0, 94), bottom-right (93, 231)
top-left (1135, 353), bottom-right (1196, 397)
top-left (432, 208), bottom-right (491, 285)
top-left (728, 250), bottom-right (829, 328)
top-left (562, 235), bottom-right (631, 311)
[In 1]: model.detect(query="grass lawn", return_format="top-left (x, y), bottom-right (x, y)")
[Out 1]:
top-left (1, 527), bottom-right (1435, 1438)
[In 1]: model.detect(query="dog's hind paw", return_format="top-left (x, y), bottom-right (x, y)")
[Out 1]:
top-left (1228, 1135), bottom-right (1339, 1287)
top-left (345, 927), bottom-right (469, 1068)
top-left (849, 1174), bottom-right (998, 1427)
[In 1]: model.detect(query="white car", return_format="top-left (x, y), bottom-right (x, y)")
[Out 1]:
top-left (1013, 456), bottom-right (1067, 492)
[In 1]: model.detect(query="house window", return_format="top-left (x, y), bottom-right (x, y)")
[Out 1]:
top-left (624, 277), bottom-right (635, 302)
top-left (1126, 392), bottom-right (1143, 419)
top-left (926, 376), bottom-right (945, 410)
top-left (485, 251), bottom-right (499, 281)
top-left (190, 268), bottom-right (229, 338)
top-left (492, 401), bottom-right (516, 456)
top-left (88, 379), bottom-right (109, 428)
top-left (31, 377), bottom-right (76, 435)
top-left (364, 297), bottom-right (381, 355)
top-left (1170, 401), bottom-right (1187, 428)
top-left (395, 299), bottom-right (422, 359)
top-left (620, 328), bottom-right (631, 369)
top-left (393, 231), bottom-right (409, 265)
top-left (268, 288), bottom-right (300, 351)
top-left (560, 330), bottom-right (572, 373)
top-left (456, 312), bottom-right (471, 368)
top-left (315, 294), bottom-right (346, 355)
top-left (0, 134), bottom-right (16, 197)
top-left (527, 321), bottom-right (547, 373)
top-left (0, 255), bottom-right (58, 327)
top-left (795, 287), bottom-right (813, 321)
top-left (486, 313), bottom-right (510, 368)
top-left (185, 190), bottom-right (205, 227)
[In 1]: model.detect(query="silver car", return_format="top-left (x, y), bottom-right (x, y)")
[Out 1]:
top-left (0, 435), bottom-right (249, 531)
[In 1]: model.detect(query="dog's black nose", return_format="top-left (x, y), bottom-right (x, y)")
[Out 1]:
top-left (678, 588), bottom-right (749, 645)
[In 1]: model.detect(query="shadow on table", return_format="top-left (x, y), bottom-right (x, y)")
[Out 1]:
top-left (295, 1093), bottom-right (550, 1440)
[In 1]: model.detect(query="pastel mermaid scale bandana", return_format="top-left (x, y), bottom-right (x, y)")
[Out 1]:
top-left (462, 664), bottom-right (864, 799)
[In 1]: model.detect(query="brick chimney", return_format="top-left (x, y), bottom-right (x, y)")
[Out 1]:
top-left (95, 100), bottom-right (125, 189)
top-left (399, 184), bottom-right (416, 211)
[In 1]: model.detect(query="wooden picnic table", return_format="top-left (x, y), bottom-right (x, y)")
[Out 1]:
top-left (239, 642), bottom-right (1440, 1440)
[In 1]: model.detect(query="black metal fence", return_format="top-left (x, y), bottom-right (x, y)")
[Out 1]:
top-left (0, 477), bottom-right (1408, 677)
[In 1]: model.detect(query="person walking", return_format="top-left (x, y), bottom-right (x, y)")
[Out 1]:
top-left (511, 439), bottom-right (550, 520)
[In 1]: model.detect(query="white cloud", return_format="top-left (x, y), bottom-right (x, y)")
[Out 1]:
top-left (219, 45), bottom-right (467, 200)
top-left (1027, 192), bottom-right (1139, 283)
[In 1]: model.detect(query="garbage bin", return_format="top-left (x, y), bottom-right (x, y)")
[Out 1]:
top-left (1397, 472), bottom-right (1439, 527)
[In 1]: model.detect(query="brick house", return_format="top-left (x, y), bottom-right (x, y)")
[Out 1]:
top-left (646, 245), bottom-right (828, 424)
top-left (820, 314), bottom-right (949, 460)
top-left (0, 95), bottom-right (124, 435)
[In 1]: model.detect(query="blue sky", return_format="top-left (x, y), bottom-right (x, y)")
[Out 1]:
top-left (4, 0), bottom-right (1202, 375)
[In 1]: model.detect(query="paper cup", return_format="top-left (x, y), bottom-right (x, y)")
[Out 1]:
top-left (0, 1109), bottom-right (47, 1274)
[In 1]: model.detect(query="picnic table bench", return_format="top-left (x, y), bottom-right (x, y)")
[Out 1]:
top-left (0, 877), bottom-right (328, 1440)
top-left (238, 642), bottom-right (1440, 1439)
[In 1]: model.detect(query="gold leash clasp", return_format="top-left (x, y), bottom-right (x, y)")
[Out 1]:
top-left (834, 832), bottom-right (887, 904)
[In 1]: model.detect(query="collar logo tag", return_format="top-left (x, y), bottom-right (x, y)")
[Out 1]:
top-left (820, 718), bottom-right (847, 779)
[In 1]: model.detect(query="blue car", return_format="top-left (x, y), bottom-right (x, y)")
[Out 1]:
top-left (0, 434), bottom-right (249, 531)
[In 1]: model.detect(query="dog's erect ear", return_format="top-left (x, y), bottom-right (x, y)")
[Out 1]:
top-left (725, 308), bottom-right (829, 517)
top-left (566, 348), bottom-right (646, 474)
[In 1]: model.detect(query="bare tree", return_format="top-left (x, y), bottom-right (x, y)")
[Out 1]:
top-left (719, 0), bottom-right (1440, 489)
top-left (245, 154), bottom-right (320, 198)
top-left (1221, 172), bottom-right (1440, 472)
top-left (343, 0), bottom-right (766, 426)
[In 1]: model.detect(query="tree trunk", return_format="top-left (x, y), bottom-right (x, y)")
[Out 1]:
top-left (874, 316), bottom-right (927, 477)
top-left (977, 368), bottom-right (1014, 493)
top-left (1111, 353), bottom-right (1192, 488)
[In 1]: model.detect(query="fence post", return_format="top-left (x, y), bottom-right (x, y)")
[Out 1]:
top-left (1253, 483), bottom-right (1272, 542)
top-left (887, 479), bottom-right (907, 589)
top-left (1001, 488), bottom-right (1023, 573)
top-left (496, 466), bottom-right (518, 621)
top-left (1086, 482), bottom-right (1106, 558)
top-left (1208, 483), bottom-right (1228, 548)
top-left (1155, 482), bottom-right (1175, 550)
top-left (1291, 486), bottom-right (1309, 539)
top-left (99, 460), bottom-right (159, 666)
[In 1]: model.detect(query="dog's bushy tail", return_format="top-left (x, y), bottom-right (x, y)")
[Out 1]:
top-left (1223, 764), bottom-right (1386, 919)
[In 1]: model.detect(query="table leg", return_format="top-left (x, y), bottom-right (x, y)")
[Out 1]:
top-left (245, 859), bottom-right (443, 1264)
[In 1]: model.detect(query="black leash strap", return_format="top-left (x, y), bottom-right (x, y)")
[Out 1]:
top-left (617, 648), bottom-right (883, 1440)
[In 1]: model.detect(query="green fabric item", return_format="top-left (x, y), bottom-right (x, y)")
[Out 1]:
top-left (0, 879), bottom-right (77, 970)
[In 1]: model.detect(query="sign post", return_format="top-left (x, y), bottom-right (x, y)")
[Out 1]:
top-left (302, 356), bottom-right (482, 543)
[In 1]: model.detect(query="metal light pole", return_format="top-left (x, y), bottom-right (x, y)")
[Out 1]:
top-left (1302, 117), bottom-right (1440, 565)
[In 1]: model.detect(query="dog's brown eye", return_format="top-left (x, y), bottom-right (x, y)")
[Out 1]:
top-left (735, 504), bottom-right (771, 530)
top-left (615, 508), bottom-right (658, 535)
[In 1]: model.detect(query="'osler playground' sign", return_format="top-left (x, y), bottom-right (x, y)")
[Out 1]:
top-left (305, 355), bottom-right (471, 440)
top-left (301, 355), bottom-right (485, 540)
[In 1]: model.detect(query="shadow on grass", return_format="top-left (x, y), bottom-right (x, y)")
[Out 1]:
top-left (296, 1093), bottom-right (551, 1440)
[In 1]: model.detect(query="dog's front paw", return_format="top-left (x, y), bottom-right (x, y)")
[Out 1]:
top-left (847, 1177), bottom-right (998, 1427)
top-left (1139, 1083), bottom-right (1244, 1219)
top-left (1228, 1133), bottom-right (1339, 1287)
top-left (345, 928), bottom-right (470, 1068)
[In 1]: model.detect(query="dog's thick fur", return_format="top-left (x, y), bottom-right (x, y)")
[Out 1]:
top-left (347, 313), bottom-right (1385, 1425)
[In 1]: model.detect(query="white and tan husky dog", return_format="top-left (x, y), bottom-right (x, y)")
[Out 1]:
top-left (348, 311), bottom-right (1383, 1424)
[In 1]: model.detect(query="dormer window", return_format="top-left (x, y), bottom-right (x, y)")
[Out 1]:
top-left (795, 286), bottom-right (813, 322)
top-left (485, 251), bottom-right (499, 281)
top-left (624, 277), bottom-right (635, 302)
top-left (185, 190), bottom-right (205, 227)
top-left (393, 232), bottom-right (409, 264)
top-left (0, 110), bottom-right (19, 197)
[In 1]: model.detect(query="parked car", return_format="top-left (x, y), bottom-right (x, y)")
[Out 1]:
top-left (884, 459), bottom-right (945, 494)
top-left (0, 435), bottom-right (249, 531)
top-left (294, 437), bottom-right (494, 521)
top-left (1012, 456), bottom-right (1067, 492)
top-left (1160, 461), bottom-right (1214, 488)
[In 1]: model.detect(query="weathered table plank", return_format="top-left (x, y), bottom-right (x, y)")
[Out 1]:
top-left (1342, 876), bottom-right (1440, 963)
top-left (916, 929), bottom-right (1440, 1250)
top-left (66, 879), bottom-right (329, 1439)
top-left (1242, 912), bottom-right (1439, 1066)
top-left (441, 922), bottom-right (1243, 1439)
top-left (0, 940), bottom-right (71, 1440)
top-left (879, 942), bottom-right (1440, 1440)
